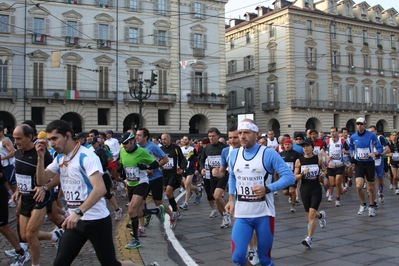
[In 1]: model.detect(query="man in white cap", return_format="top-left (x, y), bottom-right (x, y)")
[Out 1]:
top-left (349, 117), bottom-right (383, 217)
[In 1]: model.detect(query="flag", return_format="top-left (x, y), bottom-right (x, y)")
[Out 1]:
top-left (66, 90), bottom-right (79, 99)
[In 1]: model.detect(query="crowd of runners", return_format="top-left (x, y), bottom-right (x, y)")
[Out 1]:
top-left (0, 116), bottom-right (396, 265)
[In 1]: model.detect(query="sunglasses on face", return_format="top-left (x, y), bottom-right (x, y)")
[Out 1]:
top-left (356, 123), bottom-right (364, 125)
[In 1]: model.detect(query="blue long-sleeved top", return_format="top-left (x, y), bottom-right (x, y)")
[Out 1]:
top-left (349, 130), bottom-right (383, 162)
top-left (228, 143), bottom-right (295, 195)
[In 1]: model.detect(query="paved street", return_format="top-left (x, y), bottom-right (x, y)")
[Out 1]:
top-left (3, 181), bottom-right (399, 265)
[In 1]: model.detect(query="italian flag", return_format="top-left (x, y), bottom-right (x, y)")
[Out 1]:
top-left (66, 90), bottom-right (79, 99)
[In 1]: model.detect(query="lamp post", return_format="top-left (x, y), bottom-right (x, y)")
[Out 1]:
top-left (128, 71), bottom-right (152, 128)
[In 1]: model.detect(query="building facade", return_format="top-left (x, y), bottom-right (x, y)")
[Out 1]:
top-left (226, 0), bottom-right (399, 136)
top-left (0, 0), bottom-right (228, 135)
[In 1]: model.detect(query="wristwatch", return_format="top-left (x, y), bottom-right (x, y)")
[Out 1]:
top-left (43, 185), bottom-right (49, 192)
top-left (74, 208), bottom-right (84, 216)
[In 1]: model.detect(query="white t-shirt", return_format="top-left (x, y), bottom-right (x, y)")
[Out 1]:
top-left (105, 137), bottom-right (120, 162)
top-left (47, 146), bottom-right (109, 221)
top-left (267, 137), bottom-right (279, 149)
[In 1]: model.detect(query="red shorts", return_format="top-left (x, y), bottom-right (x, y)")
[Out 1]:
top-left (108, 160), bottom-right (118, 170)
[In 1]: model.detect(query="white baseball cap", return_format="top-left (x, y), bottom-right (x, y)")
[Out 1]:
top-left (356, 117), bottom-right (366, 124)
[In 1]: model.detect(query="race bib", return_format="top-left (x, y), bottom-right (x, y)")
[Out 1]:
top-left (286, 162), bottom-right (294, 171)
top-left (330, 150), bottom-right (341, 160)
top-left (163, 157), bottom-right (174, 170)
top-left (207, 155), bottom-right (221, 168)
top-left (15, 174), bottom-right (32, 192)
top-left (357, 148), bottom-right (370, 160)
top-left (61, 172), bottom-right (85, 208)
top-left (236, 175), bottom-right (265, 202)
top-left (125, 166), bottom-right (140, 181)
top-left (313, 147), bottom-right (321, 156)
top-left (392, 152), bottom-right (399, 161)
top-left (329, 160), bottom-right (343, 168)
top-left (301, 164), bottom-right (319, 180)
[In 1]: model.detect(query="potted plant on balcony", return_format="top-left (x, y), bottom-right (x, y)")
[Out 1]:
top-left (200, 92), bottom-right (206, 98)
top-left (186, 93), bottom-right (191, 97)
top-left (211, 93), bottom-right (217, 98)
top-left (53, 92), bottom-right (60, 99)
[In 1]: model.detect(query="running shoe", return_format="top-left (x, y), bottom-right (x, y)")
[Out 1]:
top-left (10, 251), bottom-right (30, 266)
top-left (358, 204), bottom-right (367, 215)
top-left (368, 206), bottom-right (376, 217)
top-left (395, 189), bottom-right (399, 195)
top-left (302, 236), bottom-right (312, 248)
top-left (342, 187), bottom-right (347, 194)
top-left (318, 210), bottom-right (326, 228)
top-left (220, 213), bottom-right (231, 229)
top-left (194, 196), bottom-right (201, 204)
top-left (179, 202), bottom-right (188, 210)
top-left (290, 205), bottom-right (296, 212)
top-left (209, 209), bottom-right (218, 218)
top-left (247, 248), bottom-right (260, 266)
top-left (390, 184), bottom-right (394, 190)
top-left (170, 212), bottom-right (178, 230)
top-left (288, 197), bottom-right (292, 204)
top-left (179, 187), bottom-right (185, 193)
top-left (117, 182), bottom-right (125, 191)
top-left (198, 187), bottom-right (203, 198)
top-left (295, 197), bottom-right (301, 203)
top-left (125, 238), bottom-right (141, 249)
top-left (156, 205), bottom-right (165, 224)
top-left (138, 227), bottom-right (147, 237)
top-left (114, 208), bottom-right (123, 221)
top-left (8, 199), bottom-right (17, 208)
top-left (52, 228), bottom-right (64, 249)
top-left (126, 219), bottom-right (132, 228)
top-left (348, 178), bottom-right (352, 187)
top-left (335, 200), bottom-right (341, 207)
top-left (5, 243), bottom-right (28, 257)
top-left (144, 214), bottom-right (154, 227)
top-left (379, 194), bottom-right (384, 203)
top-left (328, 196), bottom-right (332, 202)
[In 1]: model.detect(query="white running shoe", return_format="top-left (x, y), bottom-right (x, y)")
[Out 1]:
top-left (10, 250), bottom-right (30, 266)
top-left (335, 200), bottom-right (341, 207)
top-left (290, 205), bottom-right (296, 212)
top-left (5, 242), bottom-right (28, 257)
top-left (302, 236), bottom-right (312, 248)
top-left (395, 189), bottom-right (399, 195)
top-left (8, 199), bottom-right (17, 208)
top-left (328, 196), bottom-right (332, 202)
top-left (358, 204), bottom-right (367, 215)
top-left (209, 209), bottom-right (218, 218)
top-left (368, 206), bottom-right (376, 217)
top-left (220, 213), bottom-right (231, 228)
top-left (114, 208), bottom-right (123, 221)
top-left (318, 210), bottom-right (326, 228)
top-left (390, 184), bottom-right (394, 190)
top-left (247, 248), bottom-right (260, 265)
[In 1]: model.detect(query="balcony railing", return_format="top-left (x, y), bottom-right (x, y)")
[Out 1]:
top-left (32, 34), bottom-right (47, 44)
top-left (97, 39), bottom-right (111, 49)
top-left (332, 64), bottom-right (340, 72)
top-left (268, 62), bottom-right (276, 72)
top-left (291, 99), bottom-right (398, 112)
top-left (307, 61), bottom-right (317, 70)
top-left (193, 48), bottom-right (205, 57)
top-left (262, 101), bottom-right (280, 111)
top-left (364, 67), bottom-right (370, 75)
top-left (378, 69), bottom-right (385, 77)
top-left (123, 92), bottom-right (177, 106)
top-left (65, 36), bottom-right (79, 47)
top-left (393, 71), bottom-right (399, 78)
top-left (187, 94), bottom-right (228, 106)
top-left (348, 66), bottom-right (356, 74)
top-left (0, 89), bottom-right (17, 103)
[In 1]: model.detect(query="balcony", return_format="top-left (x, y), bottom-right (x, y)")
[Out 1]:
top-left (262, 101), bottom-right (280, 111)
top-left (123, 92), bottom-right (177, 107)
top-left (187, 94), bottom-right (227, 107)
top-left (378, 69), bottom-right (385, 77)
top-left (97, 39), bottom-right (111, 49)
top-left (193, 48), bottom-right (205, 58)
top-left (364, 67), bottom-right (370, 75)
top-left (32, 34), bottom-right (47, 44)
top-left (393, 71), bottom-right (399, 78)
top-left (0, 89), bottom-right (17, 103)
top-left (307, 61), bottom-right (317, 70)
top-left (268, 62), bottom-right (276, 72)
top-left (65, 36), bottom-right (79, 47)
top-left (348, 66), bottom-right (356, 74)
top-left (25, 89), bottom-right (118, 104)
top-left (291, 99), bottom-right (398, 112)
top-left (332, 64), bottom-right (340, 72)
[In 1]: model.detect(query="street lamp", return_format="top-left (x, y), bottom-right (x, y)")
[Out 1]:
top-left (128, 71), bottom-right (152, 128)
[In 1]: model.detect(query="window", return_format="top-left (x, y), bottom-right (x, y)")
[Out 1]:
top-left (269, 23), bottom-right (275, 38)
top-left (307, 81), bottom-right (318, 100)
top-left (377, 57), bottom-right (383, 71)
top-left (246, 32), bottom-right (250, 44)
top-left (230, 38), bottom-right (234, 49)
top-left (31, 107), bottom-right (44, 125)
top-left (377, 86), bottom-right (384, 103)
top-left (375, 10), bottom-right (379, 19)
top-left (98, 108), bottom-right (109, 125)
top-left (377, 32), bottom-right (381, 45)
top-left (391, 35), bottom-right (395, 49)
top-left (348, 84), bottom-right (355, 102)
top-left (66, 64), bottom-right (77, 91)
top-left (347, 27), bottom-right (352, 42)
top-left (99, 24), bottom-right (108, 40)
top-left (362, 30), bottom-right (367, 44)
top-left (99, 66), bottom-right (109, 98)
top-left (127, 0), bottom-right (140, 11)
top-left (330, 24), bottom-right (336, 39)
top-left (99, 0), bottom-right (108, 8)
top-left (128, 27), bottom-right (139, 43)
top-left (389, 14), bottom-right (394, 24)
top-left (194, 33), bottom-right (203, 48)
top-left (34, 18), bottom-right (44, 34)
top-left (158, 0), bottom-right (166, 15)
top-left (227, 60), bottom-right (236, 74)
top-left (229, 91), bottom-right (236, 108)
top-left (66, 21), bottom-right (77, 37)
top-left (194, 72), bottom-right (205, 94)
top-left (0, 15), bottom-right (9, 33)
top-left (363, 54), bottom-right (370, 68)
top-left (332, 51), bottom-right (339, 69)
top-left (333, 83), bottom-right (339, 98)
top-left (0, 60), bottom-right (7, 90)
top-left (193, 2), bottom-right (203, 19)
top-left (393, 88), bottom-right (398, 104)
top-left (268, 83), bottom-right (277, 102)
top-left (391, 58), bottom-right (397, 71)
top-left (306, 20), bottom-right (312, 35)
top-left (345, 4), bottom-right (350, 16)
top-left (245, 87), bottom-right (253, 112)
top-left (348, 52), bottom-right (354, 67)
top-left (328, 0), bottom-right (334, 13)
top-left (33, 62), bottom-right (44, 97)
top-left (243, 55), bottom-right (253, 71)
top-left (158, 69), bottom-right (167, 94)
top-left (364, 86), bottom-right (370, 103)
top-left (157, 30), bottom-right (166, 46)
top-left (307, 47), bottom-right (316, 63)
top-left (361, 7), bottom-right (366, 17)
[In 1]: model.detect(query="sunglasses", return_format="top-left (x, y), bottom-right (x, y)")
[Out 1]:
top-left (356, 123), bottom-right (364, 125)
top-left (392, 131), bottom-right (398, 135)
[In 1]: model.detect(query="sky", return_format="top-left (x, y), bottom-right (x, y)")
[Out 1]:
top-left (225, 0), bottom-right (396, 20)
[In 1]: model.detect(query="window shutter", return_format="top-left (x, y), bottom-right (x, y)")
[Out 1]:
top-left (234, 60), bottom-right (237, 73)
top-left (78, 21), bottom-right (83, 38)
top-left (104, 67), bottom-right (109, 92)
top-left (138, 0), bottom-right (142, 11)
top-left (39, 63), bottom-right (43, 90)
top-left (190, 33), bottom-right (194, 48)
top-left (167, 31), bottom-right (171, 46)
top-left (27, 17), bottom-right (33, 32)
top-left (314, 47), bottom-right (317, 62)
top-left (139, 28), bottom-right (143, 44)
top-left (45, 18), bottom-right (50, 35)
top-left (10, 16), bottom-right (15, 33)
top-left (275, 82), bottom-right (278, 101)
top-left (267, 84), bottom-right (270, 101)
top-left (67, 65), bottom-right (71, 90)
top-left (166, 0), bottom-right (171, 16)
top-left (305, 46), bottom-right (308, 62)
top-left (355, 85), bottom-right (358, 102)
top-left (250, 55), bottom-right (254, 69)
top-left (109, 0), bottom-right (114, 8)
top-left (337, 51), bottom-right (341, 65)
top-left (190, 2), bottom-right (195, 18)
top-left (315, 82), bottom-right (319, 100)
top-left (62, 21), bottom-right (67, 37)
top-left (125, 26), bottom-right (129, 41)
top-left (126, 0), bottom-right (130, 10)
top-left (201, 3), bottom-right (205, 19)
top-left (203, 34), bottom-right (207, 49)
top-left (191, 71), bottom-right (195, 92)
top-left (306, 81), bottom-right (310, 99)
top-left (72, 65), bottom-right (77, 90)
top-left (94, 23), bottom-right (99, 39)
top-left (154, 0), bottom-right (158, 14)
top-left (153, 29), bottom-right (158, 45)
top-left (243, 57), bottom-right (247, 70)
top-left (109, 25), bottom-right (114, 40)
top-left (95, 0), bottom-right (100, 7)
top-left (203, 71), bottom-right (208, 93)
